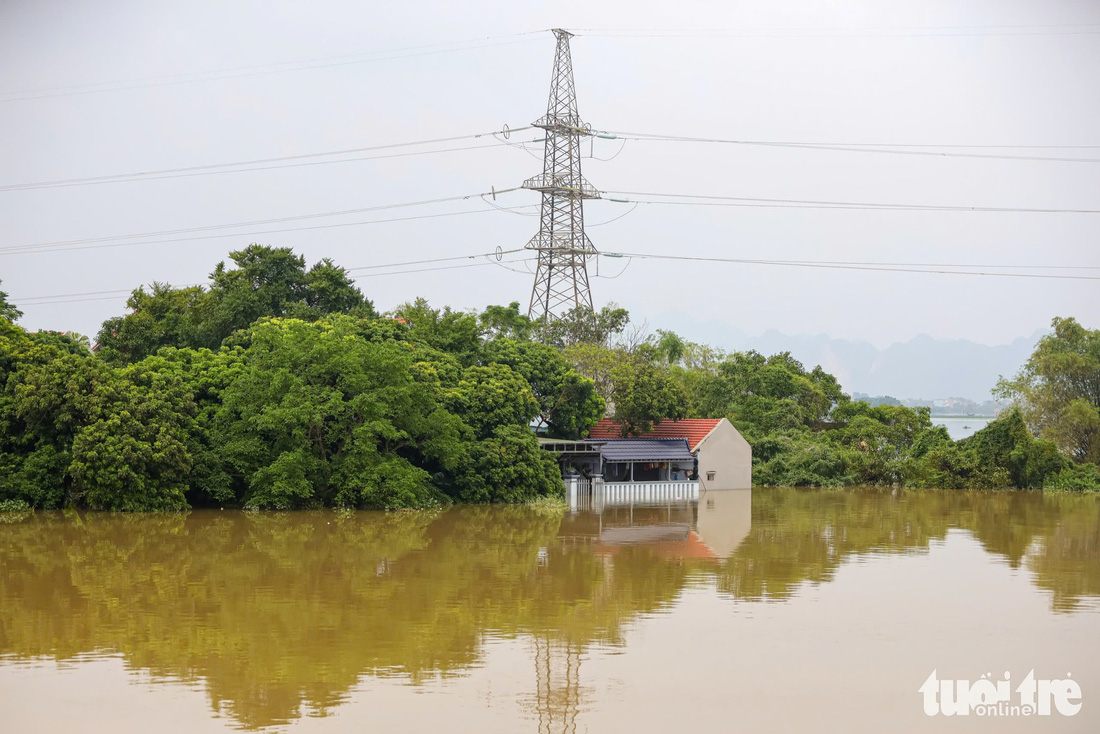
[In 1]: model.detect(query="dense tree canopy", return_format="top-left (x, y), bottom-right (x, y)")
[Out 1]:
top-left (562, 343), bottom-right (687, 436)
top-left (95, 245), bottom-right (374, 363)
top-left (3, 245), bottom-right (1096, 509)
top-left (483, 338), bottom-right (604, 438)
top-left (1, 249), bottom-right (602, 510)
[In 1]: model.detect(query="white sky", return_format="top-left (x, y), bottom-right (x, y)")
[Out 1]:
top-left (1, 0), bottom-right (1097, 347)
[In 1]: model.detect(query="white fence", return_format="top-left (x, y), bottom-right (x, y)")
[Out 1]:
top-left (564, 477), bottom-right (699, 511)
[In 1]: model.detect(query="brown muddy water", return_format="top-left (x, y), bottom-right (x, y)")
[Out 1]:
top-left (1, 487), bottom-right (1098, 733)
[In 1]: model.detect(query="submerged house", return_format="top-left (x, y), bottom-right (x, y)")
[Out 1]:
top-left (539, 436), bottom-right (700, 507)
top-left (539, 418), bottom-right (752, 507)
top-left (586, 418), bottom-right (752, 489)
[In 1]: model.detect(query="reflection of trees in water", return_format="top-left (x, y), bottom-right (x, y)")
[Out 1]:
top-left (0, 507), bottom-right (684, 729)
top-left (714, 488), bottom-right (1100, 611)
top-left (0, 491), bottom-right (1096, 729)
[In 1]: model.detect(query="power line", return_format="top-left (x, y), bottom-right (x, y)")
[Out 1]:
top-left (353, 256), bottom-right (535, 279)
top-left (0, 205), bottom-right (534, 258)
top-left (604, 190), bottom-right (1100, 214)
top-left (345, 249), bottom-right (525, 272)
top-left (16, 284), bottom-right (209, 305)
top-left (603, 131), bottom-right (1100, 163)
top-left (6, 124), bottom-right (1093, 194)
top-left (0, 190), bottom-right (525, 255)
top-left (1, 34), bottom-right (547, 102)
top-left (606, 251), bottom-right (1100, 280)
top-left (17, 244), bottom-right (1098, 307)
top-left (0, 128), bottom-right (534, 191)
top-left (23, 23), bottom-right (1089, 104)
top-left (13, 251), bottom-right (534, 304)
top-left (573, 25), bottom-right (1100, 39)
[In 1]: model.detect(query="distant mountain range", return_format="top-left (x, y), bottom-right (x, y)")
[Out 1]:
top-left (652, 311), bottom-right (1043, 402)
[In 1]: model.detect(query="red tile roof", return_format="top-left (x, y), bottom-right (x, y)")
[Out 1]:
top-left (587, 418), bottom-right (723, 451)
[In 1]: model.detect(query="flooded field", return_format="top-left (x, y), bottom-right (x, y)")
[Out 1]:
top-left (1, 487), bottom-right (1098, 733)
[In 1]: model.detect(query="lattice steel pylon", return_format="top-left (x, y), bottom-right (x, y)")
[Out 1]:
top-left (523, 29), bottom-right (600, 322)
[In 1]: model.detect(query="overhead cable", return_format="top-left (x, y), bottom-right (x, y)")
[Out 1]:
top-left (1, 33), bottom-right (547, 102)
top-left (572, 25), bottom-right (1100, 39)
top-left (604, 190), bottom-right (1100, 214)
top-left (605, 251), bottom-right (1100, 280)
top-left (0, 189), bottom-right (525, 255)
top-left (0, 128), bottom-right (534, 191)
top-left (602, 131), bottom-right (1100, 163)
top-left (13, 251), bottom-right (533, 304)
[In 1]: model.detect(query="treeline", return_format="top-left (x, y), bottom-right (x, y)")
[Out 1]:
top-left (2, 246), bottom-right (1098, 510)
top-left (560, 316), bottom-right (1098, 490)
top-left (0, 247), bottom-right (607, 510)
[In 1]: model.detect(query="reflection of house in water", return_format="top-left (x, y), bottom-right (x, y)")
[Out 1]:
top-left (696, 488), bottom-right (753, 558)
top-left (559, 487), bottom-right (753, 562)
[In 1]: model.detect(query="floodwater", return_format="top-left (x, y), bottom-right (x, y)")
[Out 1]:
top-left (935, 416), bottom-right (993, 440)
top-left (1, 488), bottom-right (1098, 733)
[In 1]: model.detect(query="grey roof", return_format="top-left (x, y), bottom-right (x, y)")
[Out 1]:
top-left (593, 438), bottom-right (694, 462)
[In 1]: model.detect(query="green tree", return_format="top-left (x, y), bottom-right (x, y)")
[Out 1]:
top-left (539, 304), bottom-right (630, 347)
top-left (445, 363), bottom-right (540, 440)
top-left (483, 338), bottom-right (604, 438)
top-left (957, 409), bottom-right (1069, 489)
top-left (135, 347), bottom-right (245, 506)
top-left (479, 301), bottom-right (534, 341)
top-left (300, 258), bottom-right (373, 318)
top-left (453, 425), bottom-right (563, 503)
top-left (610, 357), bottom-right (689, 435)
top-left (3, 344), bottom-right (193, 510)
top-left (682, 350), bottom-right (847, 436)
top-left (67, 360), bottom-right (194, 511)
top-left (996, 317), bottom-right (1100, 463)
top-left (1044, 462), bottom-right (1100, 491)
top-left (828, 402), bottom-right (939, 485)
top-left (96, 283), bottom-right (209, 363)
top-left (205, 245), bottom-right (310, 341)
top-left (0, 280), bottom-right (22, 321)
top-left (213, 316), bottom-right (466, 509)
top-left (96, 248), bottom-right (374, 364)
top-left (563, 342), bottom-right (688, 435)
top-left (390, 298), bottom-right (481, 365)
top-left (650, 330), bottom-right (686, 365)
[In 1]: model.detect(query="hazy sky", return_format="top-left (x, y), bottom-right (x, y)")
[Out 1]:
top-left (2, 0), bottom-right (1097, 348)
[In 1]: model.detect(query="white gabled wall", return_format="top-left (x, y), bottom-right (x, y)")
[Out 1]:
top-left (694, 418), bottom-right (752, 489)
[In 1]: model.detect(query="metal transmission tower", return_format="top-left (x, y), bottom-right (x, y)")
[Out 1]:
top-left (523, 29), bottom-right (600, 322)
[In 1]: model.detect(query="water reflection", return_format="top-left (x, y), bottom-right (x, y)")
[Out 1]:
top-left (0, 488), bottom-right (1097, 731)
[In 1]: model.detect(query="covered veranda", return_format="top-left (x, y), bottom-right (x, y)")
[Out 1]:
top-left (598, 438), bottom-right (697, 483)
